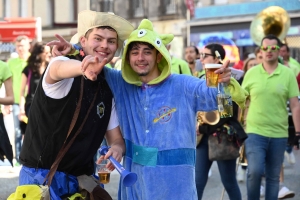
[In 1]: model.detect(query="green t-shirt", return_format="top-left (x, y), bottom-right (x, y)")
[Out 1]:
top-left (7, 57), bottom-right (28, 104)
top-left (0, 60), bottom-right (12, 112)
top-left (290, 57), bottom-right (300, 71)
top-left (170, 57), bottom-right (192, 75)
top-left (242, 63), bottom-right (299, 138)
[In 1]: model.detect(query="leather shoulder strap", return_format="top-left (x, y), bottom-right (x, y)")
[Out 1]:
top-left (45, 77), bottom-right (100, 186)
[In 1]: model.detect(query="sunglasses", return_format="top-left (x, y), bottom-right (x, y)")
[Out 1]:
top-left (260, 45), bottom-right (280, 52)
top-left (200, 53), bottom-right (214, 59)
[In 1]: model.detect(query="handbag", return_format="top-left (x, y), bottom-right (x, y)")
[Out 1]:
top-left (208, 123), bottom-right (241, 161)
top-left (8, 77), bottom-right (111, 200)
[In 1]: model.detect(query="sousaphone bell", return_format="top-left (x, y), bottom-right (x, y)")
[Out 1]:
top-left (250, 6), bottom-right (290, 45)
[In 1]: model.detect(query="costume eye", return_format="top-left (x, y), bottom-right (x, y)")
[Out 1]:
top-left (123, 39), bottom-right (127, 48)
top-left (138, 29), bottom-right (147, 37)
top-left (154, 38), bottom-right (162, 48)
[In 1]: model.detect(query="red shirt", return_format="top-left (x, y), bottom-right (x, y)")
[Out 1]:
top-left (232, 60), bottom-right (244, 70)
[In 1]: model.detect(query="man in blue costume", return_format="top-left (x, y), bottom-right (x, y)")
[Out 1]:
top-left (52, 19), bottom-right (247, 200)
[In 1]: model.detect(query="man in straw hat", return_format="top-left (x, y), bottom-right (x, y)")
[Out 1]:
top-left (52, 18), bottom-right (248, 199)
top-left (17, 10), bottom-right (134, 199)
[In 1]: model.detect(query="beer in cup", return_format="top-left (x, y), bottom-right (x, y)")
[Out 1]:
top-left (96, 160), bottom-right (112, 184)
top-left (205, 64), bottom-right (222, 87)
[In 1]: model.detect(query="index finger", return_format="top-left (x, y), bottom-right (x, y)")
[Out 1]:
top-left (46, 40), bottom-right (63, 47)
top-left (214, 60), bottom-right (230, 74)
top-left (54, 34), bottom-right (68, 43)
top-left (46, 34), bottom-right (67, 47)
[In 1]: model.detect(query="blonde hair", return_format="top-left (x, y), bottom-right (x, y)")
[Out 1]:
top-left (15, 35), bottom-right (29, 43)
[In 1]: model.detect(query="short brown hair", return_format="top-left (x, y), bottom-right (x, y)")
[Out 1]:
top-left (84, 26), bottom-right (117, 39)
top-left (126, 41), bottom-right (156, 61)
top-left (15, 35), bottom-right (29, 43)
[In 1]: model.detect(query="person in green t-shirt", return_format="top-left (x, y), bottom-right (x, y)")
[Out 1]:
top-left (5, 35), bottom-right (31, 164)
top-left (0, 60), bottom-right (14, 166)
top-left (279, 44), bottom-right (300, 77)
top-left (166, 44), bottom-right (191, 75)
top-left (184, 45), bottom-right (204, 77)
top-left (242, 34), bottom-right (300, 200)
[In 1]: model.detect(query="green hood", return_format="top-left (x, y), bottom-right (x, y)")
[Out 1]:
top-left (121, 19), bottom-right (174, 86)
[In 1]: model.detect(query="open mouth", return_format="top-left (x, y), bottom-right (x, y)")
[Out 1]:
top-left (95, 50), bottom-right (109, 57)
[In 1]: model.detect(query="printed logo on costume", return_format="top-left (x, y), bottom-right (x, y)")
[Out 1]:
top-left (97, 102), bottom-right (105, 118)
top-left (153, 106), bottom-right (176, 123)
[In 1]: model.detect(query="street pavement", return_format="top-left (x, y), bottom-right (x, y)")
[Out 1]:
top-left (1, 150), bottom-right (299, 200)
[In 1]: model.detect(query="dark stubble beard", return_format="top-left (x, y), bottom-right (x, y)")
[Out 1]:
top-left (137, 72), bottom-right (149, 76)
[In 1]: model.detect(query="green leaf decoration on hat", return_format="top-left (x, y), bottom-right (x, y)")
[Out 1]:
top-left (122, 19), bottom-right (174, 86)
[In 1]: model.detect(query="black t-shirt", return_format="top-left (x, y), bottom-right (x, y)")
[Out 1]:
top-left (22, 66), bottom-right (42, 110)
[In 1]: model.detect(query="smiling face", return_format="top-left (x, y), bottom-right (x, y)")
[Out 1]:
top-left (127, 42), bottom-right (162, 82)
top-left (80, 27), bottom-right (118, 63)
top-left (40, 45), bottom-right (51, 62)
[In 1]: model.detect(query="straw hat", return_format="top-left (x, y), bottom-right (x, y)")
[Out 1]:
top-left (70, 10), bottom-right (134, 56)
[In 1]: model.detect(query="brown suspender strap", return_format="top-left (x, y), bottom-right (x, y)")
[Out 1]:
top-left (45, 77), bottom-right (100, 186)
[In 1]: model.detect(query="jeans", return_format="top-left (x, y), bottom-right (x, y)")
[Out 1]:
top-left (285, 144), bottom-right (293, 154)
top-left (12, 104), bottom-right (22, 162)
top-left (195, 134), bottom-right (241, 200)
top-left (245, 133), bottom-right (287, 200)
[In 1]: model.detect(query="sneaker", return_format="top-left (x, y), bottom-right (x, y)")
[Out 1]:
top-left (236, 166), bottom-right (245, 182)
top-left (288, 152), bottom-right (296, 164)
top-left (285, 151), bottom-right (296, 164)
top-left (208, 169), bottom-right (212, 177)
top-left (260, 185), bottom-right (265, 198)
top-left (278, 186), bottom-right (295, 199)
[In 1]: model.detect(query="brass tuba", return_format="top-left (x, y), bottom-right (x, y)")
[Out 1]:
top-left (250, 6), bottom-right (290, 45)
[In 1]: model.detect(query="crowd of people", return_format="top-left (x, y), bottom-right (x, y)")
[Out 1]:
top-left (1, 9), bottom-right (300, 200)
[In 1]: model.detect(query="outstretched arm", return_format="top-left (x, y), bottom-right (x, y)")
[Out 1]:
top-left (45, 55), bottom-right (107, 84)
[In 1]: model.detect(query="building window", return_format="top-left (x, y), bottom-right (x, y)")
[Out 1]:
top-left (165, 0), bottom-right (176, 14)
top-left (133, 0), bottom-right (144, 18)
top-left (47, 0), bottom-right (54, 26)
top-left (160, 0), bottom-right (176, 15)
top-left (99, 0), bottom-right (114, 12)
top-left (213, 0), bottom-right (228, 5)
top-left (19, 0), bottom-right (28, 17)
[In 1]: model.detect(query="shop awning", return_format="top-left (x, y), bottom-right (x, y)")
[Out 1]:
top-left (0, 18), bottom-right (37, 42)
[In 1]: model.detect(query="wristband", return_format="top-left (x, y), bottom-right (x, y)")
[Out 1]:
top-left (67, 44), bottom-right (81, 56)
